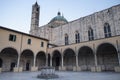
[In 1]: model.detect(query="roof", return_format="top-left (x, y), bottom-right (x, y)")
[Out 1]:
top-left (0, 26), bottom-right (49, 41)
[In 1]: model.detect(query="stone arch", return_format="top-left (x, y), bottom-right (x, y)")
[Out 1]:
top-left (36, 51), bottom-right (46, 70)
top-left (78, 46), bottom-right (94, 71)
top-left (96, 43), bottom-right (119, 71)
top-left (0, 47), bottom-right (18, 71)
top-left (52, 50), bottom-right (61, 70)
top-left (20, 49), bottom-right (34, 71)
top-left (96, 42), bottom-right (116, 51)
top-left (63, 48), bottom-right (76, 71)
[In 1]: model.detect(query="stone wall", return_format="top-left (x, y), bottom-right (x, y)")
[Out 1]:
top-left (36, 4), bottom-right (120, 46)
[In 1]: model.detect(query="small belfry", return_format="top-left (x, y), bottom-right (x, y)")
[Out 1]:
top-left (30, 1), bottom-right (40, 34)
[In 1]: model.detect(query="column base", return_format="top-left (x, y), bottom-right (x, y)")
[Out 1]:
top-left (80, 65), bottom-right (87, 71)
top-left (91, 66), bottom-right (96, 72)
top-left (13, 67), bottom-right (19, 72)
top-left (63, 66), bottom-right (66, 71)
top-left (31, 66), bottom-right (38, 71)
top-left (59, 66), bottom-right (62, 71)
top-left (91, 66), bottom-right (102, 72)
top-left (73, 66), bottom-right (81, 71)
top-left (13, 67), bottom-right (23, 72)
top-left (114, 66), bottom-right (120, 72)
top-left (0, 68), bottom-right (2, 73)
top-left (18, 67), bottom-right (23, 72)
top-left (60, 66), bottom-right (66, 71)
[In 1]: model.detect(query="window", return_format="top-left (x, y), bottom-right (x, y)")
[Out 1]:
top-left (9, 34), bottom-right (16, 42)
top-left (104, 23), bottom-right (111, 38)
top-left (88, 27), bottom-right (94, 41)
top-left (75, 31), bottom-right (80, 43)
top-left (36, 8), bottom-right (39, 11)
top-left (28, 39), bottom-right (31, 44)
top-left (41, 42), bottom-right (44, 47)
top-left (65, 34), bottom-right (69, 45)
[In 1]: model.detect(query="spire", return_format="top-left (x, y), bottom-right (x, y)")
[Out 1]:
top-left (34, 0), bottom-right (39, 6)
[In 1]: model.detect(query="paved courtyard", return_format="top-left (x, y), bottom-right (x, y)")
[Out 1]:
top-left (0, 71), bottom-right (120, 80)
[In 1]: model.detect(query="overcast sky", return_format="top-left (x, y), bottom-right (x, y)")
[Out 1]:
top-left (0, 0), bottom-right (120, 33)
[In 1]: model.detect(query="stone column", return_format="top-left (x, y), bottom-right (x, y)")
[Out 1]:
top-left (114, 52), bottom-right (120, 72)
top-left (46, 54), bottom-right (48, 66)
top-left (94, 54), bottom-right (98, 66)
top-left (33, 55), bottom-right (36, 67)
top-left (17, 54), bottom-right (23, 72)
top-left (116, 40), bottom-right (120, 66)
top-left (93, 44), bottom-right (97, 66)
top-left (73, 47), bottom-right (81, 71)
top-left (75, 47), bottom-right (78, 67)
top-left (31, 55), bottom-right (38, 71)
top-left (61, 55), bottom-right (65, 70)
top-left (17, 54), bottom-right (20, 68)
top-left (76, 55), bottom-right (78, 67)
top-left (118, 52), bottom-right (120, 66)
top-left (50, 55), bottom-right (52, 67)
top-left (92, 53), bottom-right (101, 72)
top-left (114, 40), bottom-right (120, 72)
top-left (14, 54), bottom-right (20, 72)
top-left (61, 55), bottom-right (64, 67)
top-left (91, 44), bottom-right (101, 72)
top-left (73, 55), bottom-right (79, 71)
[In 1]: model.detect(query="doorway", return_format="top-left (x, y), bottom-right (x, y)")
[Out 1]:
top-left (10, 62), bottom-right (15, 71)
top-left (26, 63), bottom-right (30, 71)
top-left (55, 57), bottom-right (60, 70)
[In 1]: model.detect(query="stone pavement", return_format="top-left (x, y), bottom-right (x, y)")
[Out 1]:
top-left (0, 71), bottom-right (120, 80)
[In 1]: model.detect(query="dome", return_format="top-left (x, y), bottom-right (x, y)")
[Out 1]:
top-left (48, 12), bottom-right (68, 28)
top-left (50, 12), bottom-right (68, 23)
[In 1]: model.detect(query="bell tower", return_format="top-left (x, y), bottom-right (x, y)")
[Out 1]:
top-left (30, 2), bottom-right (40, 34)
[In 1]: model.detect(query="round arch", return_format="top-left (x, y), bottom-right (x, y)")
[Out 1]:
top-left (52, 50), bottom-right (61, 70)
top-left (20, 49), bottom-right (34, 71)
top-left (63, 48), bottom-right (76, 71)
top-left (0, 47), bottom-right (18, 71)
top-left (78, 46), bottom-right (94, 71)
top-left (96, 42), bottom-right (116, 51)
top-left (36, 51), bottom-right (46, 70)
top-left (96, 43), bottom-right (119, 71)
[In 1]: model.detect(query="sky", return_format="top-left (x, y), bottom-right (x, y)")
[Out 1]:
top-left (0, 0), bottom-right (120, 33)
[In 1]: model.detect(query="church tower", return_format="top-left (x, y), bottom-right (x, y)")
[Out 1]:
top-left (30, 2), bottom-right (40, 34)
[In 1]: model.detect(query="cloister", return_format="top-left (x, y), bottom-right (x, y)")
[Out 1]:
top-left (48, 35), bottom-right (120, 72)
top-left (0, 35), bottom-right (119, 72)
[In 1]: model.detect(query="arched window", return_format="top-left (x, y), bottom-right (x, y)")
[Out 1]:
top-left (104, 23), bottom-right (111, 38)
top-left (65, 34), bottom-right (69, 45)
top-left (75, 31), bottom-right (80, 43)
top-left (88, 27), bottom-right (94, 41)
